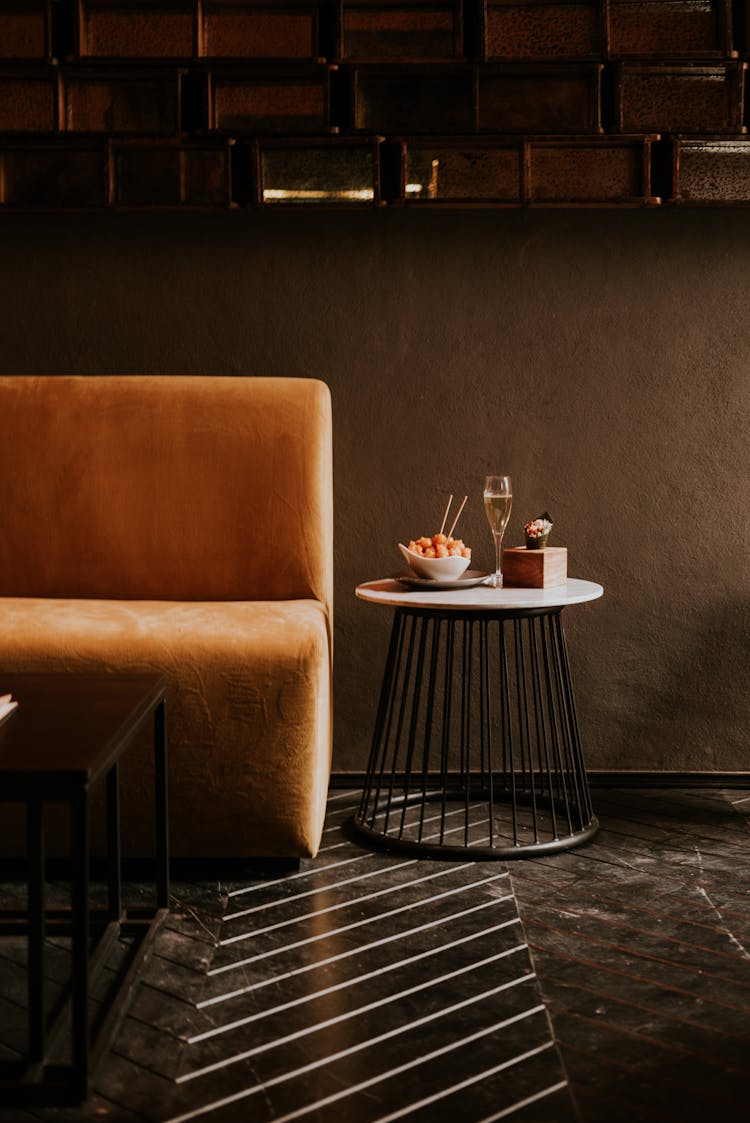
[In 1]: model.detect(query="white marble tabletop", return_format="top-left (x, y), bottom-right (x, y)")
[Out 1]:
top-left (356, 577), bottom-right (604, 611)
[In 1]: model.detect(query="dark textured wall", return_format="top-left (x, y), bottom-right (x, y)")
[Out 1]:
top-left (1, 208), bottom-right (748, 772)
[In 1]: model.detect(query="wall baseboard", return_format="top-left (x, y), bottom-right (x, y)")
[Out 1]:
top-left (330, 771), bottom-right (750, 790)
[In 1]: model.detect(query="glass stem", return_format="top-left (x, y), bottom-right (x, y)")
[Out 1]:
top-left (493, 533), bottom-right (503, 588)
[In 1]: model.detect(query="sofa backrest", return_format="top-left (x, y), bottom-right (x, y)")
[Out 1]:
top-left (0, 375), bottom-right (333, 611)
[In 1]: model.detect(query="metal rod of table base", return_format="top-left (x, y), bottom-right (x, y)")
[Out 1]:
top-left (70, 789), bottom-right (90, 1101)
top-left (154, 698), bottom-right (170, 910)
top-left (106, 763), bottom-right (122, 924)
top-left (27, 798), bottom-right (45, 1064)
top-left (353, 605), bottom-right (599, 860)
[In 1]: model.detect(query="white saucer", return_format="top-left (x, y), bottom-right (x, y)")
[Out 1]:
top-left (395, 570), bottom-right (492, 590)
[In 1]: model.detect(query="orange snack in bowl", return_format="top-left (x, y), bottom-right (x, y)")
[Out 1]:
top-left (407, 533), bottom-right (471, 559)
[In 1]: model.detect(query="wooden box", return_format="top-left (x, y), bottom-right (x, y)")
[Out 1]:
top-left (402, 139), bottom-right (523, 203)
top-left (608, 0), bottom-right (731, 59)
top-left (200, 1), bottom-right (319, 60)
top-left (110, 139), bottom-right (232, 207)
top-left (62, 69), bottom-right (182, 134)
top-left (341, 1), bottom-right (463, 61)
top-left (485, 1), bottom-right (603, 62)
top-left (478, 65), bottom-right (603, 134)
top-left (502, 545), bottom-right (567, 588)
top-left (208, 69), bottom-right (330, 133)
top-left (671, 137), bottom-right (750, 205)
top-left (78, 0), bottom-right (196, 58)
top-left (527, 135), bottom-right (658, 205)
top-left (615, 63), bottom-right (746, 135)
top-left (0, 2), bottom-right (50, 60)
top-left (0, 142), bottom-right (107, 207)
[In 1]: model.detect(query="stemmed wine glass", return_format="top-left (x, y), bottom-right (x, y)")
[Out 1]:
top-left (483, 475), bottom-right (512, 588)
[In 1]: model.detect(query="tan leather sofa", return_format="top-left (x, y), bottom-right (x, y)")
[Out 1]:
top-left (0, 376), bottom-right (333, 859)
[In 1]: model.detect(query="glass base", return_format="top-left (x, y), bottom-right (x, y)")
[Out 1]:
top-left (489, 572), bottom-right (503, 588)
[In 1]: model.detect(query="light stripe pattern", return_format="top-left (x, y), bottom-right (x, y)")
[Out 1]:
top-left (162, 791), bottom-right (577, 1122)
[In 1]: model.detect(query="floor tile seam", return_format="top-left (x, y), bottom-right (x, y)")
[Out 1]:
top-left (556, 1033), bottom-right (718, 1096)
top-left (86, 1087), bottom-right (153, 1123)
top-left (600, 837), bottom-right (750, 863)
top-left (167, 897), bottom-right (226, 922)
top-left (513, 902), bottom-right (750, 969)
top-left (588, 813), bottom-right (750, 844)
top-left (122, 1003), bottom-right (197, 1047)
top-left (208, 872), bottom-right (513, 975)
top-left (0, 990), bottom-right (28, 1014)
top-left (572, 823), bottom-right (750, 859)
top-left (224, 850), bottom-right (369, 898)
top-left (530, 850), bottom-right (704, 884)
top-left (563, 1075), bottom-right (666, 1123)
top-left (178, 954), bottom-right (540, 1082)
top-left (544, 1000), bottom-right (750, 1076)
top-left (511, 883), bottom-right (750, 936)
top-left (162, 921), bottom-right (222, 945)
top-left (509, 875), bottom-right (750, 920)
top-left (220, 835), bottom-right (487, 902)
top-left (590, 788), bottom-right (750, 810)
top-left (136, 907), bottom-right (226, 1015)
top-left (599, 820), bottom-right (750, 847)
top-left (187, 920), bottom-right (529, 1044)
top-left (110, 1036), bottom-right (185, 1088)
top-left (562, 845), bottom-right (749, 886)
top-left (197, 896), bottom-right (514, 1008)
top-left (163, 996), bottom-right (550, 1122)
top-left (357, 1044), bottom-right (563, 1123)
top-left (108, 1043), bottom-right (178, 1089)
top-left (514, 893), bottom-right (750, 950)
top-left (523, 938), bottom-right (750, 1015)
top-left (149, 949), bottom-right (215, 975)
top-left (595, 827), bottom-right (750, 865)
top-left (334, 804), bottom-right (491, 844)
top-left (510, 869), bottom-right (750, 924)
top-left (135, 975), bottom-right (224, 1009)
top-left (530, 969), bottom-right (750, 1043)
top-left (507, 867), bottom-right (578, 1120)
top-left (554, 1038), bottom-right (750, 1116)
top-left (217, 860), bottom-right (484, 945)
top-left (218, 882), bottom-right (519, 951)
top-left (475, 1080), bottom-right (574, 1123)
top-left (221, 857), bottom-right (424, 921)
top-left (518, 880), bottom-right (750, 925)
top-left (516, 916), bottom-right (750, 992)
top-left (212, 889), bottom-right (519, 973)
top-left (603, 787), bottom-right (750, 802)
top-left (591, 787), bottom-right (750, 809)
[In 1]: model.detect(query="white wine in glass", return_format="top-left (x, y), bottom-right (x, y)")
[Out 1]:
top-left (483, 475), bottom-right (512, 587)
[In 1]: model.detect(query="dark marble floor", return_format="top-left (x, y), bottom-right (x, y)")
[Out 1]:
top-left (0, 786), bottom-right (748, 1122)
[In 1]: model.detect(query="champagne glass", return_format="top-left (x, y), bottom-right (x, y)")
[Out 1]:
top-left (483, 475), bottom-right (512, 588)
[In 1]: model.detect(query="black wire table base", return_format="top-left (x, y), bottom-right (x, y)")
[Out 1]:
top-left (353, 605), bottom-right (599, 859)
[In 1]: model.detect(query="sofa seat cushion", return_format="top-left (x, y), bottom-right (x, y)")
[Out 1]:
top-left (0, 598), bottom-right (331, 859)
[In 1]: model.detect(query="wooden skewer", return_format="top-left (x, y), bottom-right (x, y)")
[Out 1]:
top-left (447, 494), bottom-right (468, 539)
top-left (438, 494), bottom-right (453, 536)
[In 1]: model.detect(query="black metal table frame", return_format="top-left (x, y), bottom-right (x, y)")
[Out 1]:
top-left (353, 604), bottom-right (599, 859)
top-left (0, 694), bottom-right (170, 1106)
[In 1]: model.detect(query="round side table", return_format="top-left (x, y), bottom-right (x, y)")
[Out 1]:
top-left (353, 577), bottom-right (604, 859)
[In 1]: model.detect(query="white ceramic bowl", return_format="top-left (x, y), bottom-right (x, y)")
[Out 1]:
top-left (398, 543), bottom-right (471, 581)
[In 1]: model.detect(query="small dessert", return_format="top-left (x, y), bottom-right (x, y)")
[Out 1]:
top-left (524, 513), bottom-right (553, 550)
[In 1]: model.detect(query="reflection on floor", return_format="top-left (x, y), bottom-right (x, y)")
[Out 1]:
top-left (1, 787), bottom-right (749, 1122)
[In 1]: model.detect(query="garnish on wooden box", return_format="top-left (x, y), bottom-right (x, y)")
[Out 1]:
top-left (524, 512), bottom-right (553, 550)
